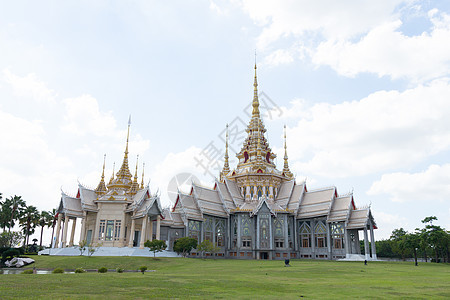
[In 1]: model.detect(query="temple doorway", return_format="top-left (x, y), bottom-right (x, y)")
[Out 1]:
top-left (260, 252), bottom-right (268, 260)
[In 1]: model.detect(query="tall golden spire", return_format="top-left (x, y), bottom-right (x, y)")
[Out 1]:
top-left (282, 125), bottom-right (293, 178)
top-left (140, 162), bottom-right (145, 189)
top-left (116, 116), bottom-right (133, 186)
top-left (221, 124), bottom-right (230, 180)
top-left (95, 154), bottom-right (108, 194)
top-left (252, 63), bottom-right (260, 118)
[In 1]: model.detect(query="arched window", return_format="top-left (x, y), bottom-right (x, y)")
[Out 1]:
top-left (257, 186), bottom-right (263, 199)
top-left (315, 221), bottom-right (327, 248)
top-left (244, 151), bottom-right (249, 163)
top-left (331, 223), bottom-right (344, 249)
top-left (299, 222), bottom-right (311, 248)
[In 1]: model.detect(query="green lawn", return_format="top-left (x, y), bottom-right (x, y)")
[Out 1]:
top-left (1, 256), bottom-right (449, 299)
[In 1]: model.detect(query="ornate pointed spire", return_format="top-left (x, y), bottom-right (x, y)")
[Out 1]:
top-left (252, 63), bottom-right (260, 118)
top-left (95, 154), bottom-right (108, 194)
top-left (282, 125), bottom-right (293, 178)
top-left (129, 155), bottom-right (140, 195)
top-left (116, 116), bottom-right (133, 186)
top-left (140, 162), bottom-right (145, 189)
top-left (221, 124), bottom-right (231, 181)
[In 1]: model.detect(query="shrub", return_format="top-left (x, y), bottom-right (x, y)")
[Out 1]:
top-left (173, 237), bottom-right (197, 257)
top-left (144, 239), bottom-right (167, 257)
top-left (75, 268), bottom-right (86, 273)
top-left (116, 268), bottom-right (124, 273)
top-left (2, 249), bottom-right (20, 261)
top-left (52, 268), bottom-right (64, 274)
top-left (22, 269), bottom-right (34, 274)
top-left (98, 267), bottom-right (108, 273)
top-left (139, 266), bottom-right (147, 274)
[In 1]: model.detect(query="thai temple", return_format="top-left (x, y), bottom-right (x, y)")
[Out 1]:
top-left (55, 65), bottom-right (377, 260)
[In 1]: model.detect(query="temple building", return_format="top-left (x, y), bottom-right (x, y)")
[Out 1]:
top-left (54, 65), bottom-right (377, 260)
top-left (160, 65), bottom-right (378, 260)
top-left (54, 120), bottom-right (164, 249)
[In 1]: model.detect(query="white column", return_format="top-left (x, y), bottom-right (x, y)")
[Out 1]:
top-left (311, 220), bottom-right (316, 258)
top-left (128, 218), bottom-right (136, 248)
top-left (149, 218), bottom-right (154, 241)
top-left (139, 217), bottom-right (147, 249)
top-left (326, 223), bottom-right (332, 260)
top-left (156, 215), bottom-right (161, 240)
top-left (237, 214), bottom-right (241, 249)
top-left (79, 212), bottom-right (87, 244)
top-left (284, 215), bottom-right (289, 250)
top-left (269, 185), bottom-right (274, 199)
top-left (92, 211), bottom-right (101, 243)
top-left (344, 228), bottom-right (351, 257)
top-left (364, 226), bottom-right (370, 260)
top-left (370, 220), bottom-right (377, 260)
top-left (54, 213), bottom-right (62, 248)
top-left (69, 218), bottom-right (77, 246)
top-left (61, 215), bottom-right (69, 248)
top-left (118, 213), bottom-right (126, 247)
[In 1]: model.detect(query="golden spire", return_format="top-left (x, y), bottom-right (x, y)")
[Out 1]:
top-left (95, 154), bottom-right (108, 194)
top-left (128, 155), bottom-right (140, 195)
top-left (116, 116), bottom-right (133, 186)
top-left (282, 125), bottom-right (293, 178)
top-left (252, 63), bottom-right (260, 118)
top-left (140, 162), bottom-right (145, 189)
top-left (221, 124), bottom-right (230, 180)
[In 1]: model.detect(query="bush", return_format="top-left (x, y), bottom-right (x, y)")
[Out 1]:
top-left (173, 237), bottom-right (197, 257)
top-left (139, 266), bottom-right (147, 274)
top-left (52, 268), bottom-right (64, 274)
top-left (2, 249), bottom-right (20, 261)
top-left (0, 247), bottom-right (10, 255)
top-left (98, 267), bottom-right (108, 273)
top-left (22, 269), bottom-right (34, 274)
top-left (116, 268), bottom-right (124, 273)
top-left (75, 268), bottom-right (86, 273)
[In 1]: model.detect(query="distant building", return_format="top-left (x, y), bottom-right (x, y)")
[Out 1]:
top-left (55, 65), bottom-right (377, 260)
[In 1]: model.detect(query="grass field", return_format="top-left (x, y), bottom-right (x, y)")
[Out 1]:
top-left (1, 256), bottom-right (449, 299)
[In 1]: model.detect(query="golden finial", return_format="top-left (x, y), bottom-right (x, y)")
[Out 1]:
top-left (116, 116), bottom-right (133, 186)
top-left (221, 124), bottom-right (230, 178)
top-left (134, 155), bottom-right (139, 180)
top-left (95, 154), bottom-right (107, 194)
top-left (252, 62), bottom-right (260, 118)
top-left (283, 125), bottom-right (293, 178)
top-left (140, 162), bottom-right (145, 189)
top-left (125, 115), bottom-right (131, 158)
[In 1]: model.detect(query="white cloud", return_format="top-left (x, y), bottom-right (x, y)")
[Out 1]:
top-left (3, 69), bottom-right (57, 103)
top-left (62, 94), bottom-right (117, 137)
top-left (368, 164), bottom-right (450, 203)
top-left (238, 0), bottom-right (407, 48)
top-left (283, 78), bottom-right (450, 177)
top-left (372, 211), bottom-right (409, 239)
top-left (313, 11), bottom-right (450, 82)
top-left (263, 49), bottom-right (294, 66)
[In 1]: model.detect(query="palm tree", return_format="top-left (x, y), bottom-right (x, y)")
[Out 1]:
top-left (0, 193), bottom-right (12, 232)
top-left (19, 205), bottom-right (40, 247)
top-left (7, 195), bottom-right (26, 234)
top-left (48, 209), bottom-right (57, 247)
top-left (38, 211), bottom-right (52, 248)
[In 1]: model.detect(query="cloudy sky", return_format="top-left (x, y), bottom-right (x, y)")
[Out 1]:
top-left (1, 0), bottom-right (449, 245)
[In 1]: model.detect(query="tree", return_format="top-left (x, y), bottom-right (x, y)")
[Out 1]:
top-left (173, 237), bottom-right (197, 257)
top-left (0, 193), bottom-right (11, 232)
top-left (19, 205), bottom-right (40, 247)
top-left (48, 209), bottom-right (57, 247)
top-left (88, 242), bottom-right (102, 257)
top-left (197, 240), bottom-right (220, 259)
top-left (7, 195), bottom-right (26, 234)
top-left (78, 240), bottom-right (87, 255)
top-left (422, 216), bottom-right (449, 263)
top-left (144, 239), bottom-right (167, 258)
top-left (390, 228), bottom-right (409, 260)
top-left (0, 231), bottom-right (23, 248)
top-left (404, 231), bottom-right (421, 266)
top-left (38, 211), bottom-right (51, 248)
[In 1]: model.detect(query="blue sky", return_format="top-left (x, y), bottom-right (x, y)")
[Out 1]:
top-left (1, 1), bottom-right (450, 244)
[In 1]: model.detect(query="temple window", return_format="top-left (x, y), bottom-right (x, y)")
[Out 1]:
top-left (203, 217), bottom-right (213, 242)
top-left (274, 217), bottom-right (284, 238)
top-left (99, 220), bottom-right (106, 240)
top-left (299, 222), bottom-right (311, 248)
top-left (257, 186), bottom-right (263, 199)
top-left (331, 223), bottom-right (344, 249)
top-left (114, 220), bottom-right (121, 241)
top-left (105, 220), bottom-right (115, 241)
top-left (242, 239), bottom-right (251, 248)
top-left (315, 221), bottom-right (327, 248)
top-left (259, 214), bottom-right (270, 248)
top-left (215, 219), bottom-right (226, 247)
top-left (188, 220), bottom-right (201, 242)
top-left (275, 240), bottom-right (284, 248)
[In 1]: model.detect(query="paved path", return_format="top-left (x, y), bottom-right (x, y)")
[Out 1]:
top-left (38, 247), bottom-right (181, 257)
